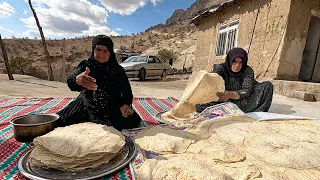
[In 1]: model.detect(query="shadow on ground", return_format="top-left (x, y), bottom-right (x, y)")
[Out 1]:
top-left (16, 80), bottom-right (57, 88)
top-left (269, 103), bottom-right (296, 115)
top-left (130, 77), bottom-right (182, 82)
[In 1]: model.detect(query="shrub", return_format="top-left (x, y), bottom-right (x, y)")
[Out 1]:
top-left (28, 67), bottom-right (48, 80)
top-left (157, 49), bottom-right (177, 63)
top-left (9, 56), bottom-right (32, 75)
top-left (119, 45), bottom-right (127, 52)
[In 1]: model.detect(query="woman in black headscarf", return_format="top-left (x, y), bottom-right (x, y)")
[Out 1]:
top-left (57, 35), bottom-right (141, 130)
top-left (196, 47), bottom-right (273, 113)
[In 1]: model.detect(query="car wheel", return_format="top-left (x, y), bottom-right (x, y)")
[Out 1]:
top-left (161, 69), bottom-right (166, 79)
top-left (138, 68), bottom-right (146, 81)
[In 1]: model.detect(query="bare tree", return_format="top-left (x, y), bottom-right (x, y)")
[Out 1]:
top-left (28, 0), bottom-right (54, 81)
top-left (0, 34), bottom-right (14, 80)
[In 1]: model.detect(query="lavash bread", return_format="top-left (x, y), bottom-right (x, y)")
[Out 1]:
top-left (186, 134), bottom-right (245, 163)
top-left (134, 125), bottom-right (197, 154)
top-left (30, 122), bottom-right (125, 171)
top-left (138, 154), bottom-right (260, 180)
top-left (161, 70), bottom-right (225, 122)
top-left (183, 114), bottom-right (256, 138)
top-left (136, 116), bottom-right (320, 180)
top-left (244, 133), bottom-right (320, 169)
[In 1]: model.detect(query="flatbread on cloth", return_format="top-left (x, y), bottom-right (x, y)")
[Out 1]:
top-left (214, 121), bottom-right (270, 146)
top-left (265, 120), bottom-right (320, 143)
top-left (134, 126), bottom-right (197, 154)
top-left (161, 70), bottom-right (224, 122)
top-left (184, 114), bottom-right (256, 139)
top-left (187, 134), bottom-right (245, 163)
top-left (283, 169), bottom-right (320, 180)
top-left (244, 133), bottom-right (320, 169)
top-left (138, 154), bottom-right (260, 180)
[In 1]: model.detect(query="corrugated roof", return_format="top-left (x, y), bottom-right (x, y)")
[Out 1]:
top-left (191, 0), bottom-right (236, 26)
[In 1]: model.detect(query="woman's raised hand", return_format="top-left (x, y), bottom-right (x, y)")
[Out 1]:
top-left (76, 67), bottom-right (98, 90)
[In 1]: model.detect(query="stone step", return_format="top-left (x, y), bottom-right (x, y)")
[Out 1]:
top-left (288, 91), bottom-right (316, 102)
top-left (0, 68), bottom-right (5, 74)
top-left (271, 80), bottom-right (320, 102)
top-left (314, 92), bottom-right (320, 101)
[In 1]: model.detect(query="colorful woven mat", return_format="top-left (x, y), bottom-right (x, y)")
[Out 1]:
top-left (0, 97), bottom-right (178, 180)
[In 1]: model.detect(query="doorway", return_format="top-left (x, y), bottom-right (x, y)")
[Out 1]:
top-left (299, 17), bottom-right (320, 82)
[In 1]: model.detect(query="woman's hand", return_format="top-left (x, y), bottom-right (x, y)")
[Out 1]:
top-left (76, 67), bottom-right (97, 90)
top-left (217, 91), bottom-right (240, 101)
top-left (216, 91), bottom-right (230, 101)
top-left (120, 104), bottom-right (134, 117)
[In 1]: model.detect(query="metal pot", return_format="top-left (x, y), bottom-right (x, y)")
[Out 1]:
top-left (10, 114), bottom-right (60, 142)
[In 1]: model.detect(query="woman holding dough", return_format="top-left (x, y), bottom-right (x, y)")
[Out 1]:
top-left (57, 35), bottom-right (141, 130)
top-left (196, 47), bottom-right (273, 113)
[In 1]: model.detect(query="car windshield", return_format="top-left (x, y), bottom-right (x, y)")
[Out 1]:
top-left (124, 56), bottom-right (147, 63)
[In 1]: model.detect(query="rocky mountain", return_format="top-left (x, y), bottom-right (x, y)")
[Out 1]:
top-left (146, 0), bottom-right (224, 31)
top-left (165, 0), bottom-right (225, 25)
top-left (166, 9), bottom-right (186, 25)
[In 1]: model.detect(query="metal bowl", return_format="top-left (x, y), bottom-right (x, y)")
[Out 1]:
top-left (10, 114), bottom-right (60, 142)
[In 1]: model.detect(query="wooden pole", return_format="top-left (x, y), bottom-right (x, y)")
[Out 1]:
top-left (28, 0), bottom-right (54, 81)
top-left (62, 38), bottom-right (66, 82)
top-left (0, 34), bottom-right (14, 80)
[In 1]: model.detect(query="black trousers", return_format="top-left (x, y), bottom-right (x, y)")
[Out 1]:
top-left (57, 98), bottom-right (142, 131)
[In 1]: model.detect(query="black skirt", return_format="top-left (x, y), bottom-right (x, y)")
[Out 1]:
top-left (57, 96), bottom-right (141, 130)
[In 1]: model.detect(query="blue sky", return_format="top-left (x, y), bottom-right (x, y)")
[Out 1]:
top-left (0, 0), bottom-right (196, 39)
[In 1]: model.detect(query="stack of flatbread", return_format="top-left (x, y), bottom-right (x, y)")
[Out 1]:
top-left (161, 70), bottom-right (225, 123)
top-left (135, 115), bottom-right (320, 179)
top-left (30, 122), bottom-right (125, 171)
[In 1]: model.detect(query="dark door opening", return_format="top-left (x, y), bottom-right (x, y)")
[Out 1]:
top-left (299, 17), bottom-right (320, 82)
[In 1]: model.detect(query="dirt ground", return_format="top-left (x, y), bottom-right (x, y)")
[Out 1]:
top-left (0, 74), bottom-right (319, 119)
top-left (0, 74), bottom-right (188, 99)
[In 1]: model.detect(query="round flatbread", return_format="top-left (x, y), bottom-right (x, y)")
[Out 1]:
top-left (283, 169), bottom-right (320, 180)
top-left (244, 133), bottom-right (320, 169)
top-left (161, 70), bottom-right (224, 122)
top-left (187, 134), bottom-right (245, 163)
top-left (30, 150), bottom-right (118, 171)
top-left (33, 122), bottom-right (125, 158)
top-left (185, 115), bottom-right (256, 139)
top-left (138, 154), bottom-right (232, 180)
top-left (138, 154), bottom-right (260, 180)
top-left (30, 145), bottom-right (104, 165)
top-left (265, 121), bottom-right (320, 143)
top-left (135, 126), bottom-right (197, 154)
top-left (214, 121), bottom-right (270, 146)
top-left (251, 163), bottom-right (285, 180)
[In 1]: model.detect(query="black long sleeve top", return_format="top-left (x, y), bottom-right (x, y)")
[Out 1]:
top-left (67, 59), bottom-right (133, 116)
top-left (213, 64), bottom-right (257, 99)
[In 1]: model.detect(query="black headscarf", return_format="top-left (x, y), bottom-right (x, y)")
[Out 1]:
top-left (85, 35), bottom-right (119, 85)
top-left (90, 35), bottom-right (117, 65)
top-left (221, 47), bottom-right (248, 77)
